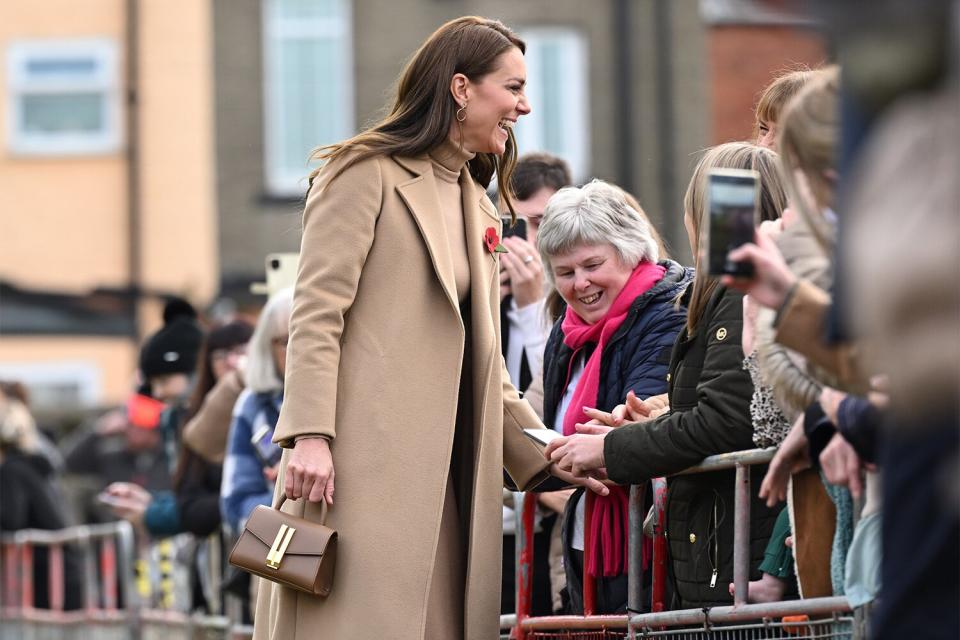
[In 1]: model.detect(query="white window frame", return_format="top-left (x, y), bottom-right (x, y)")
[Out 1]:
top-left (6, 38), bottom-right (121, 156)
top-left (515, 27), bottom-right (590, 181)
top-left (261, 0), bottom-right (355, 197)
top-left (0, 361), bottom-right (102, 409)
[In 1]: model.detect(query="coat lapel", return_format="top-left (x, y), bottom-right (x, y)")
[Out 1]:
top-left (394, 155), bottom-right (461, 318)
top-left (462, 172), bottom-right (502, 405)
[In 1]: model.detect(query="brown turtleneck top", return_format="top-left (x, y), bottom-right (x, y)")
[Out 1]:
top-left (428, 138), bottom-right (475, 304)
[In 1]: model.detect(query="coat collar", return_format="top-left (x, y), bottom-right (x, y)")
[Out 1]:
top-left (394, 153), bottom-right (501, 319)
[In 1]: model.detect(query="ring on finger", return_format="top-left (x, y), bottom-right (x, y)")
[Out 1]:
top-left (523, 255), bottom-right (534, 264)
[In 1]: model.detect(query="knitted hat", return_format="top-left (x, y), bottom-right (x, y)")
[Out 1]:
top-left (139, 298), bottom-right (204, 378)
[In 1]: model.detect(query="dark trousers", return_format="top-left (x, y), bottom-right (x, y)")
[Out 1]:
top-left (872, 416), bottom-right (959, 639)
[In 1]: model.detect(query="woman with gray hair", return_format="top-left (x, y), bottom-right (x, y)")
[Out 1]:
top-left (220, 287), bottom-right (293, 533)
top-left (537, 179), bottom-right (692, 613)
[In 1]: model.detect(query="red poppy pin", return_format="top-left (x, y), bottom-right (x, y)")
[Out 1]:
top-left (484, 227), bottom-right (508, 254)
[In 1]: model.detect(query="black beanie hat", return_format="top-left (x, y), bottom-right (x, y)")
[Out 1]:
top-left (139, 298), bottom-right (204, 378)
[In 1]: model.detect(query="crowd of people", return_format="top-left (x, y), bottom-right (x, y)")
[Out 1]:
top-left (0, 9), bottom-right (957, 640)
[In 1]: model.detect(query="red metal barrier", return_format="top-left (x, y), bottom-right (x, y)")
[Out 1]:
top-left (582, 490), bottom-right (596, 616)
top-left (651, 477), bottom-right (668, 613)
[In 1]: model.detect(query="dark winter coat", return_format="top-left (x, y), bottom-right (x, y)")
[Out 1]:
top-left (0, 449), bottom-right (84, 610)
top-left (603, 285), bottom-right (780, 609)
top-left (541, 261), bottom-right (691, 614)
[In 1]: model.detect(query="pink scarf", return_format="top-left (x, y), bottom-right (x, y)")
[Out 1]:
top-left (560, 261), bottom-right (665, 577)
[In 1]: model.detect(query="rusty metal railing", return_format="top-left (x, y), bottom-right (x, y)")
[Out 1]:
top-left (501, 447), bottom-right (856, 639)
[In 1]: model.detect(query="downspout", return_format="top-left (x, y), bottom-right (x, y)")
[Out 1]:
top-left (653, 0), bottom-right (676, 232)
top-left (612, 0), bottom-right (635, 192)
top-left (125, 0), bottom-right (141, 343)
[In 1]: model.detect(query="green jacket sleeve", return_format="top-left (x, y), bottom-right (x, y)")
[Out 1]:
top-left (603, 289), bottom-right (756, 484)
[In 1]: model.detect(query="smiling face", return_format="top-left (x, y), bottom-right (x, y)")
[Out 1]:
top-left (451, 46), bottom-right (531, 155)
top-left (550, 243), bottom-right (635, 325)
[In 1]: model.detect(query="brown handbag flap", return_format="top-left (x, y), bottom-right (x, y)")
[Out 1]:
top-left (243, 505), bottom-right (335, 556)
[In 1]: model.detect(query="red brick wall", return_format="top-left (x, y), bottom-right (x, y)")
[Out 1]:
top-left (709, 25), bottom-right (827, 144)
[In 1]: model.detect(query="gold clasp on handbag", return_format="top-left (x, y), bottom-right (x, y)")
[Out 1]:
top-left (266, 524), bottom-right (296, 569)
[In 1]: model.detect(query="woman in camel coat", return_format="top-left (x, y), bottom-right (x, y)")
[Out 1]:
top-left (253, 17), bottom-right (603, 640)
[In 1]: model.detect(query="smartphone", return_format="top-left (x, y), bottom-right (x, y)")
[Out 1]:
top-left (250, 252), bottom-right (299, 296)
top-left (523, 428), bottom-right (564, 447)
top-left (501, 217), bottom-right (527, 241)
top-left (704, 168), bottom-right (760, 277)
top-left (250, 425), bottom-right (284, 468)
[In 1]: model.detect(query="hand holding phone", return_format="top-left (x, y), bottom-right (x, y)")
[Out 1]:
top-left (704, 168), bottom-right (760, 277)
top-left (251, 425), bottom-right (284, 468)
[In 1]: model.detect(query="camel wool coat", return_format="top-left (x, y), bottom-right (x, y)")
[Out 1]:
top-left (253, 150), bottom-right (552, 640)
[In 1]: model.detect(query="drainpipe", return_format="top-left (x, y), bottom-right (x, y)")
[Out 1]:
top-left (612, 0), bottom-right (635, 193)
top-left (125, 0), bottom-right (141, 342)
top-left (653, 0), bottom-right (676, 233)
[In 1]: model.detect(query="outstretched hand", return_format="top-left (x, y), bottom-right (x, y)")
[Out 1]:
top-left (722, 227), bottom-right (797, 311)
top-left (549, 463), bottom-right (610, 496)
top-left (544, 433), bottom-right (607, 479)
top-left (758, 415), bottom-right (810, 507)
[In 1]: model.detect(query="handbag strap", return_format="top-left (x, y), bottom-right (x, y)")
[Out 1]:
top-left (273, 493), bottom-right (329, 525)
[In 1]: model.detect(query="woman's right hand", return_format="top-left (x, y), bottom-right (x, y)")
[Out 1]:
top-left (285, 437), bottom-right (335, 505)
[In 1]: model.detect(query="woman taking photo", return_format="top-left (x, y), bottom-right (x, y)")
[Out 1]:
top-left (536, 179), bottom-right (691, 613)
top-left (255, 16), bottom-right (601, 640)
top-left (546, 142), bottom-right (786, 610)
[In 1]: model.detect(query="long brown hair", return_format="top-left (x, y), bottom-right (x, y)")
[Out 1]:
top-left (682, 142), bottom-right (787, 333)
top-left (310, 16), bottom-right (526, 218)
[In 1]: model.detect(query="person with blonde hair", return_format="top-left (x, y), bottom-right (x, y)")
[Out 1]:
top-left (255, 17), bottom-right (601, 640)
top-left (221, 288), bottom-right (293, 533)
top-left (546, 142), bottom-right (787, 610)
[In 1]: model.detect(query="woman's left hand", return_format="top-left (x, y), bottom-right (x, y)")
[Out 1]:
top-left (544, 433), bottom-right (607, 477)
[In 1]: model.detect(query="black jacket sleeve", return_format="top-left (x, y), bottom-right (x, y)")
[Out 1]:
top-left (175, 451), bottom-right (222, 537)
top-left (603, 290), bottom-right (755, 484)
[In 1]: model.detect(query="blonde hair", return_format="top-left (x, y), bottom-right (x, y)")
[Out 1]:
top-left (246, 287), bottom-right (294, 394)
top-left (682, 142), bottom-right (787, 333)
top-left (777, 67), bottom-right (841, 248)
top-left (0, 397), bottom-right (38, 453)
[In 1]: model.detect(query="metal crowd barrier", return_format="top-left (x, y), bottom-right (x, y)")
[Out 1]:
top-left (0, 523), bottom-right (254, 640)
top-left (502, 448), bottom-right (857, 640)
top-left (0, 521), bottom-right (137, 640)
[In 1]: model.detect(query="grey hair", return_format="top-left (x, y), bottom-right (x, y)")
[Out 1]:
top-left (245, 287), bottom-right (294, 394)
top-left (537, 179), bottom-right (659, 284)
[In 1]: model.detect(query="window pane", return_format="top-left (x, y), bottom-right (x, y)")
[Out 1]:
top-left (276, 37), bottom-right (344, 177)
top-left (276, 0), bottom-right (341, 21)
top-left (539, 41), bottom-right (565, 152)
top-left (26, 58), bottom-right (98, 77)
top-left (21, 93), bottom-right (103, 133)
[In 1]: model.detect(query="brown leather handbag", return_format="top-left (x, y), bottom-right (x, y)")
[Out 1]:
top-left (228, 494), bottom-right (337, 596)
